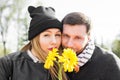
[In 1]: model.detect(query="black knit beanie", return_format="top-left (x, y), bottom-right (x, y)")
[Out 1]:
top-left (28, 6), bottom-right (62, 40)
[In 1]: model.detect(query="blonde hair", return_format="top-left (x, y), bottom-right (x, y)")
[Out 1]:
top-left (21, 35), bottom-right (68, 80)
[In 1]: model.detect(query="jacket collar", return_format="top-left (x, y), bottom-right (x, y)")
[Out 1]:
top-left (27, 50), bottom-right (41, 63)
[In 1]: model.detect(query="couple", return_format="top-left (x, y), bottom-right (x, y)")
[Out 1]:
top-left (0, 5), bottom-right (120, 80)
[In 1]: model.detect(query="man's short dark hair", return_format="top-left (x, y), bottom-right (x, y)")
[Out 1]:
top-left (62, 12), bottom-right (91, 35)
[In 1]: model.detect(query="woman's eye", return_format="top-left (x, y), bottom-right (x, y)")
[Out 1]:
top-left (44, 34), bottom-right (49, 37)
top-left (56, 34), bottom-right (61, 37)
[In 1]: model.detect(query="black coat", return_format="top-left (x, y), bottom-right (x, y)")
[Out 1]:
top-left (67, 46), bottom-right (120, 80)
top-left (0, 51), bottom-right (50, 80)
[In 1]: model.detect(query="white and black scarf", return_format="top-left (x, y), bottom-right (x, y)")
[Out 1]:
top-left (78, 40), bottom-right (95, 67)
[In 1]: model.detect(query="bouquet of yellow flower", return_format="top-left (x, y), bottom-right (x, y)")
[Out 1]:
top-left (44, 48), bottom-right (79, 80)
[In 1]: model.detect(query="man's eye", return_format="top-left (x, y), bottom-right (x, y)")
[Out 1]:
top-left (75, 37), bottom-right (80, 39)
top-left (63, 34), bottom-right (68, 38)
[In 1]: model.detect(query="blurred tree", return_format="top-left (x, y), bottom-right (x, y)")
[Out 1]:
top-left (95, 36), bottom-right (109, 50)
top-left (112, 36), bottom-right (120, 58)
top-left (18, 16), bottom-right (29, 50)
top-left (100, 37), bottom-right (109, 50)
top-left (0, 0), bottom-right (28, 56)
top-left (0, 44), bottom-right (11, 57)
top-left (11, 0), bottom-right (28, 50)
top-left (0, 0), bottom-right (14, 55)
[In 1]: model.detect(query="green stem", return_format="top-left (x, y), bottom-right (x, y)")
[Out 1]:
top-left (58, 63), bottom-right (63, 80)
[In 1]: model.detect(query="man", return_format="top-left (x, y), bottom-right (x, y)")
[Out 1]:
top-left (62, 12), bottom-right (120, 80)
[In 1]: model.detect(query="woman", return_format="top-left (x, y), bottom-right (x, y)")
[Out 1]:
top-left (0, 6), bottom-right (67, 80)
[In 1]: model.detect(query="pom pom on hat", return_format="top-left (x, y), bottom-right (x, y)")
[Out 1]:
top-left (28, 6), bottom-right (62, 40)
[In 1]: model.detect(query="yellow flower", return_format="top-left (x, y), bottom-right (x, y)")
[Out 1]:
top-left (58, 48), bottom-right (78, 72)
top-left (44, 48), bottom-right (59, 69)
top-left (44, 48), bottom-right (79, 80)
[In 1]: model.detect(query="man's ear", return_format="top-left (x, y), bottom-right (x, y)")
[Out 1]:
top-left (88, 35), bottom-right (91, 40)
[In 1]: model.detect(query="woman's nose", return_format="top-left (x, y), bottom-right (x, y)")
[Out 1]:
top-left (51, 36), bottom-right (57, 44)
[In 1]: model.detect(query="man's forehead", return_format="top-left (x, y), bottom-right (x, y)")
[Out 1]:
top-left (63, 24), bottom-right (87, 34)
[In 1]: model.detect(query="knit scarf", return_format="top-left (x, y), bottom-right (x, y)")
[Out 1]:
top-left (78, 40), bottom-right (95, 67)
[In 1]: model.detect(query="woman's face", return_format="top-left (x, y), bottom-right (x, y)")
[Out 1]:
top-left (39, 28), bottom-right (61, 53)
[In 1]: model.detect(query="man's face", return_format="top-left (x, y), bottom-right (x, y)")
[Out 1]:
top-left (62, 24), bottom-right (90, 55)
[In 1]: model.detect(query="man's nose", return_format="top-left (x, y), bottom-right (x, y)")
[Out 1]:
top-left (67, 39), bottom-right (74, 48)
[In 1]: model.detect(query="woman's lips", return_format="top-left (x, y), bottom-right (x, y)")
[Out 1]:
top-left (48, 47), bottom-right (57, 51)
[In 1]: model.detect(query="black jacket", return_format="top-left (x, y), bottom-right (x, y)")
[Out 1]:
top-left (0, 51), bottom-right (50, 80)
top-left (67, 46), bottom-right (120, 80)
